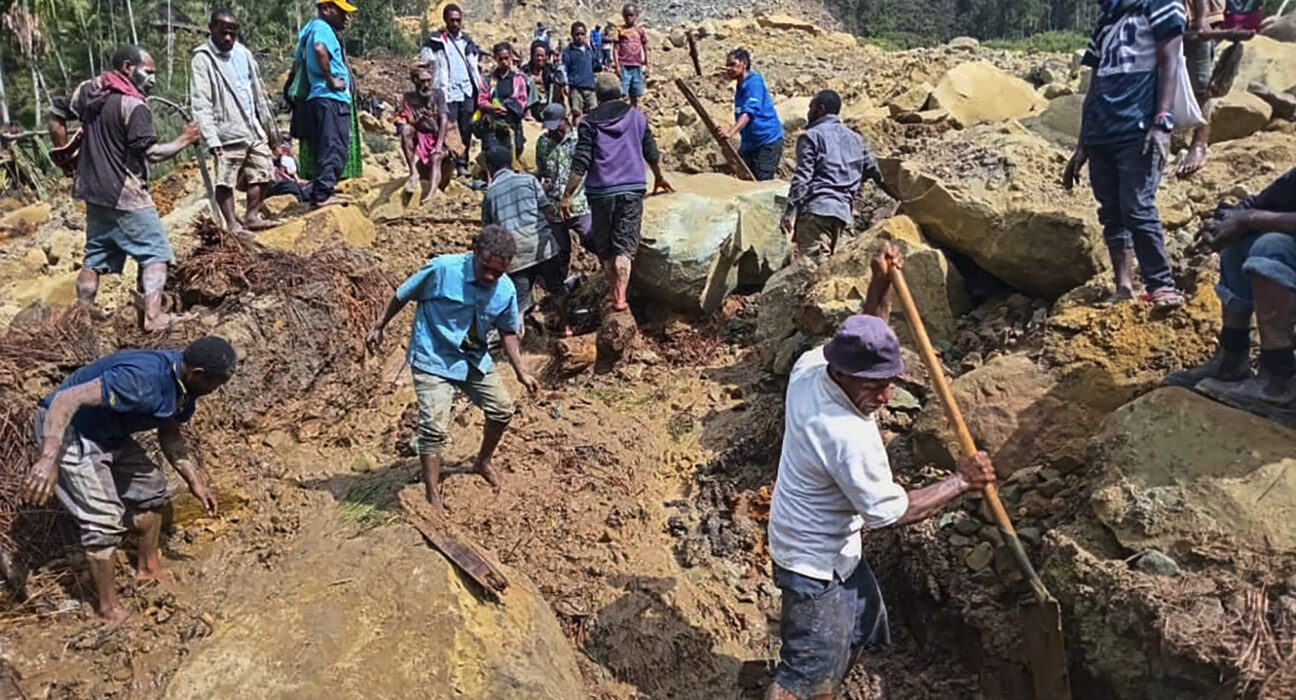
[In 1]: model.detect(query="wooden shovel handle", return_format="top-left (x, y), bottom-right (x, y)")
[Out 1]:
top-left (888, 268), bottom-right (1052, 604)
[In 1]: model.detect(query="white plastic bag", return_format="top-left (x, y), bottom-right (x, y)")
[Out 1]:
top-left (1171, 51), bottom-right (1207, 131)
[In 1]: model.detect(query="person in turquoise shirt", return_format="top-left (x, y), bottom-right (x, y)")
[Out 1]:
top-left (367, 225), bottom-right (540, 517)
top-left (724, 48), bottom-right (784, 181)
top-left (295, 0), bottom-right (354, 207)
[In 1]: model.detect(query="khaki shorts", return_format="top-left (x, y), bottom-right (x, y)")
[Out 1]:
top-left (411, 366), bottom-right (514, 455)
top-left (795, 213), bottom-right (848, 259)
top-left (214, 140), bottom-right (275, 191)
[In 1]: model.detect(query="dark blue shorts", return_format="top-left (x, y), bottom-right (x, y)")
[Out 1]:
top-left (772, 561), bottom-right (890, 699)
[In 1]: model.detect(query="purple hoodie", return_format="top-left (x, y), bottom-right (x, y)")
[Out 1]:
top-left (572, 101), bottom-right (660, 197)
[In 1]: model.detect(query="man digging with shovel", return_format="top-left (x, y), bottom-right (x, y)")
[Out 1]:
top-left (766, 242), bottom-right (997, 700)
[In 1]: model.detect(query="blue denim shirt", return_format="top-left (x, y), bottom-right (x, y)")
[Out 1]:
top-left (396, 253), bottom-right (520, 380)
top-left (40, 350), bottom-right (195, 448)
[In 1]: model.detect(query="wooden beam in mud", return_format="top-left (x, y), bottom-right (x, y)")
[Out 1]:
top-left (400, 490), bottom-right (509, 601)
top-left (673, 77), bottom-right (755, 181)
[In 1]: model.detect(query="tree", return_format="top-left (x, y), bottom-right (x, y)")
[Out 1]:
top-left (0, 47), bottom-right (9, 125)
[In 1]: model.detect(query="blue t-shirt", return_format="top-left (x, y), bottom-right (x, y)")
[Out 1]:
top-left (297, 18), bottom-right (351, 104)
top-left (734, 71), bottom-right (784, 154)
top-left (1080, 0), bottom-right (1185, 146)
top-left (396, 253), bottom-right (521, 381)
top-left (40, 349), bottom-right (196, 448)
top-left (563, 44), bottom-right (600, 91)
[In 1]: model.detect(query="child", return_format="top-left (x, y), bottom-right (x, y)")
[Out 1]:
top-left (612, 4), bottom-right (649, 107)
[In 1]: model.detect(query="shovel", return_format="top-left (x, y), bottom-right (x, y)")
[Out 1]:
top-left (889, 267), bottom-right (1072, 700)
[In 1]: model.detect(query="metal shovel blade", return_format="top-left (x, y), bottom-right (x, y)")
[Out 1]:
top-left (1023, 598), bottom-right (1071, 700)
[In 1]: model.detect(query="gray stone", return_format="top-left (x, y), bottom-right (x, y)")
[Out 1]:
top-left (953, 511), bottom-right (983, 536)
top-left (966, 542), bottom-right (995, 571)
top-left (1134, 550), bottom-right (1179, 577)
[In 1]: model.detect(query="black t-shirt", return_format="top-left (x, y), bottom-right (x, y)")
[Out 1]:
top-left (70, 78), bottom-right (158, 211)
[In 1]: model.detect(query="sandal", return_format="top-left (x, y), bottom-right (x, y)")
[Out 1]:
top-left (1142, 288), bottom-right (1185, 309)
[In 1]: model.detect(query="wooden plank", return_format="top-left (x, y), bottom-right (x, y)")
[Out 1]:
top-left (400, 490), bottom-right (509, 601)
top-left (686, 31), bottom-right (702, 77)
top-left (673, 77), bottom-right (755, 181)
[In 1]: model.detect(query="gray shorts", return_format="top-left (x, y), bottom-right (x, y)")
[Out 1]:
top-left (411, 367), bottom-right (514, 456)
top-left (34, 408), bottom-right (170, 549)
top-left (84, 203), bottom-right (175, 274)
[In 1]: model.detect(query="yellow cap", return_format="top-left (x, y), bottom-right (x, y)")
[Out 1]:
top-left (320, 0), bottom-right (357, 12)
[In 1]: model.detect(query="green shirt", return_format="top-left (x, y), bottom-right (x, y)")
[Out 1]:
top-left (534, 129), bottom-right (588, 217)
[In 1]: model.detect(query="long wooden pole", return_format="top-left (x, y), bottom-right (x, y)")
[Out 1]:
top-left (674, 77), bottom-right (754, 181)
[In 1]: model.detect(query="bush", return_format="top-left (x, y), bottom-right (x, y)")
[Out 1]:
top-left (984, 31), bottom-right (1089, 54)
top-left (363, 132), bottom-right (393, 155)
top-left (858, 31), bottom-right (939, 51)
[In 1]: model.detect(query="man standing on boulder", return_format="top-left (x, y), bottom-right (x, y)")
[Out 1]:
top-left (191, 8), bottom-right (282, 235)
top-left (47, 45), bottom-right (202, 332)
top-left (22, 337), bottom-right (236, 624)
top-left (1063, 0), bottom-right (1187, 308)
top-left (767, 243), bottom-right (996, 700)
top-left (1171, 168), bottom-right (1296, 411)
top-left (294, 0), bottom-right (355, 209)
top-left (781, 90), bottom-right (892, 259)
top-left (366, 225), bottom-right (540, 517)
top-left (421, 4), bottom-right (484, 177)
top-left (561, 72), bottom-right (672, 313)
top-left (723, 48), bottom-right (783, 181)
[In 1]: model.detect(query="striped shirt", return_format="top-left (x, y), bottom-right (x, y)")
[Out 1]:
top-left (481, 169), bottom-right (557, 273)
top-left (1080, 0), bottom-right (1185, 146)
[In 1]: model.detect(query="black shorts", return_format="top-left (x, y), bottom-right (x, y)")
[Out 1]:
top-left (588, 192), bottom-right (645, 260)
top-left (741, 137), bottom-right (784, 181)
top-left (509, 256), bottom-right (567, 315)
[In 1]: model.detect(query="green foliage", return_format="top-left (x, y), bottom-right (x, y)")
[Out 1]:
top-left (858, 32), bottom-right (939, 51)
top-left (362, 131), bottom-right (391, 155)
top-left (847, 0), bottom-right (1102, 46)
top-left (984, 30), bottom-right (1090, 53)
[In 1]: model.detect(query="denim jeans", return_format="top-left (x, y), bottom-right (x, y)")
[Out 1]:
top-left (772, 562), bottom-right (890, 698)
top-left (1087, 138), bottom-right (1175, 292)
top-left (1216, 230), bottom-right (1296, 315)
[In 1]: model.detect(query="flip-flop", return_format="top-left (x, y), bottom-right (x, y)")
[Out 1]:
top-left (1141, 288), bottom-right (1186, 309)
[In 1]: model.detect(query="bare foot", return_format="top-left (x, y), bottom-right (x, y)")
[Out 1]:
top-left (424, 490), bottom-right (450, 519)
top-left (96, 603), bottom-right (130, 626)
top-left (1095, 286), bottom-right (1135, 308)
top-left (135, 564), bottom-right (172, 584)
top-left (1176, 143), bottom-right (1209, 179)
top-left (311, 196), bottom-right (351, 210)
top-left (557, 325), bottom-right (573, 338)
top-left (420, 190), bottom-right (438, 206)
top-left (244, 216), bottom-right (285, 231)
top-left (143, 311), bottom-right (196, 333)
top-left (474, 461), bottom-right (502, 492)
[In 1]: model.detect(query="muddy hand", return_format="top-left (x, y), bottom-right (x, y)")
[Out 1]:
top-left (365, 326), bottom-right (384, 355)
top-left (653, 177), bottom-right (675, 194)
top-left (1062, 146), bottom-right (1088, 191)
top-left (780, 212), bottom-right (795, 237)
top-left (190, 479), bottom-right (219, 517)
top-left (23, 457), bottom-right (59, 506)
top-left (954, 451), bottom-right (996, 491)
top-left (517, 371), bottom-right (540, 395)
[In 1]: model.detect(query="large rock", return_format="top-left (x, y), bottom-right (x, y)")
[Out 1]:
top-left (1090, 388), bottom-right (1296, 556)
top-left (1249, 82), bottom-right (1296, 120)
top-left (756, 14), bottom-right (821, 34)
top-left (1262, 13), bottom-right (1296, 43)
top-left (886, 82), bottom-right (934, 115)
top-left (775, 96), bottom-right (813, 133)
top-left (911, 353), bottom-right (1105, 475)
top-left (756, 216), bottom-right (967, 373)
top-left (166, 513), bottom-right (583, 699)
top-left (1231, 36), bottom-right (1296, 95)
top-left (1209, 91), bottom-right (1273, 143)
top-left (926, 61), bottom-right (1048, 128)
top-left (1024, 93), bottom-right (1085, 147)
top-left (878, 128), bottom-right (1105, 299)
top-left (0, 202), bottom-right (51, 233)
top-left (632, 174), bottom-right (789, 314)
top-left (256, 204), bottom-right (377, 253)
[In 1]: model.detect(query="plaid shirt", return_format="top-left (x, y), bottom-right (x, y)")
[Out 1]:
top-left (535, 129), bottom-right (588, 217)
top-left (481, 169), bottom-right (557, 273)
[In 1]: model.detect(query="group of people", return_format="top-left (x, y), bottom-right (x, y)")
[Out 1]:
top-left (18, 1), bottom-right (1296, 700)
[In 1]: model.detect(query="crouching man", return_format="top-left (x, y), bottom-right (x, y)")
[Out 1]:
top-left (23, 337), bottom-right (236, 624)
top-left (367, 225), bottom-right (540, 517)
top-left (767, 244), bottom-right (996, 699)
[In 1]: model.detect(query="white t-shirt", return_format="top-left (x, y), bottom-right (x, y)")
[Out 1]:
top-left (768, 346), bottom-right (910, 582)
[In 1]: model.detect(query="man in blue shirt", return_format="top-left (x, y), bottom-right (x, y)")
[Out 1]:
top-left (724, 48), bottom-right (784, 181)
top-left (23, 337), bottom-right (237, 624)
top-left (295, 0), bottom-right (355, 208)
top-left (1063, 0), bottom-right (1186, 309)
top-left (367, 226), bottom-right (540, 517)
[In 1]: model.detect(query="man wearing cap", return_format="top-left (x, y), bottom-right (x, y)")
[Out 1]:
top-left (294, 0), bottom-right (355, 209)
top-left (535, 102), bottom-right (587, 336)
top-left (766, 243), bottom-right (996, 700)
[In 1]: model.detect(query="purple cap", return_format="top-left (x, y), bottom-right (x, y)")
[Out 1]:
top-left (823, 315), bottom-right (904, 379)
